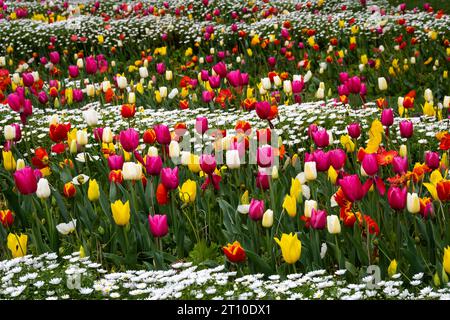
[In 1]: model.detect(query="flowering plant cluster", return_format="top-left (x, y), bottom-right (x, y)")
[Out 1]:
top-left (0, 0), bottom-right (449, 292)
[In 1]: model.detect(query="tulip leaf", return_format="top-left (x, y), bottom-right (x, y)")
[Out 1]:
top-left (246, 250), bottom-right (273, 275)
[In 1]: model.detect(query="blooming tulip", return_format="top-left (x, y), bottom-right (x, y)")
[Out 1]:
top-left (122, 162), bottom-right (142, 181)
top-left (111, 200), bottom-right (130, 226)
top-left (223, 241), bottom-right (246, 263)
top-left (392, 156), bottom-right (408, 174)
top-left (310, 208), bottom-right (327, 229)
top-left (13, 167), bottom-right (37, 195)
top-left (304, 200), bottom-right (317, 218)
top-left (249, 199), bottom-right (264, 221)
top-left (7, 233), bottom-right (28, 258)
top-left (255, 101), bottom-right (271, 119)
top-left (274, 233), bottom-right (301, 264)
top-left (145, 156), bottom-right (162, 176)
top-left (83, 109), bottom-right (98, 126)
top-left (257, 145), bottom-right (273, 168)
top-left (119, 128), bottom-right (139, 152)
top-left (282, 194), bottom-right (297, 217)
top-left (327, 215), bottom-right (341, 234)
top-left (329, 149), bottom-right (346, 170)
top-left (378, 77), bottom-right (388, 91)
top-left (399, 120), bottom-right (413, 138)
top-left (312, 129), bottom-right (329, 148)
top-left (407, 192), bottom-right (420, 214)
top-left (160, 167), bottom-right (179, 190)
top-left (226, 150), bottom-right (241, 169)
top-left (148, 214), bottom-right (168, 237)
top-left (195, 117), bottom-right (208, 135)
top-left (339, 174), bottom-right (371, 202)
top-left (387, 186), bottom-right (407, 210)
top-left (179, 179), bottom-right (197, 204)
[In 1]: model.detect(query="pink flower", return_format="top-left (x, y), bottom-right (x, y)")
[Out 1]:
top-left (202, 90), bottom-right (214, 103)
top-left (310, 208), bottom-right (327, 229)
top-left (425, 151), bottom-right (439, 169)
top-left (38, 91), bottom-right (48, 105)
top-left (257, 146), bottom-right (273, 168)
top-left (255, 101), bottom-right (271, 119)
top-left (226, 70), bottom-right (243, 87)
top-left (362, 153), bottom-right (379, 176)
top-left (256, 172), bottom-right (270, 190)
top-left (119, 128), bottom-right (139, 152)
top-left (267, 56), bottom-right (276, 67)
top-left (392, 156), bottom-right (408, 174)
top-left (339, 72), bottom-right (349, 84)
top-left (160, 167), bottom-right (179, 190)
top-left (339, 174), bottom-right (372, 202)
top-left (329, 149), bottom-right (346, 170)
top-left (195, 117), bottom-right (208, 135)
top-left (154, 124), bottom-right (171, 145)
top-left (312, 150), bottom-right (330, 172)
top-left (381, 108), bottom-right (394, 127)
top-left (399, 120), bottom-right (413, 138)
top-left (22, 73), bottom-right (34, 87)
top-left (347, 123), bottom-right (361, 138)
top-left (148, 214), bottom-right (168, 238)
top-left (292, 80), bottom-right (304, 94)
top-left (13, 167), bottom-right (38, 195)
top-left (156, 63), bottom-right (166, 75)
top-left (68, 65), bottom-right (79, 78)
top-left (208, 75), bottom-right (221, 88)
top-left (312, 129), bottom-right (329, 148)
top-left (212, 61), bottom-right (227, 78)
top-left (108, 155), bottom-right (124, 171)
top-left (387, 186), bottom-right (407, 210)
top-left (85, 56), bottom-right (97, 74)
top-left (200, 70), bottom-right (209, 81)
top-left (200, 154), bottom-right (216, 174)
top-left (49, 51), bottom-right (60, 64)
top-left (249, 199), bottom-right (264, 221)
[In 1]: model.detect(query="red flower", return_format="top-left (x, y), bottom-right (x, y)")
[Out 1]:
top-left (363, 215), bottom-right (380, 236)
top-left (49, 123), bottom-right (71, 143)
top-left (31, 147), bottom-right (49, 169)
top-left (109, 170), bottom-right (123, 184)
top-left (223, 241), bottom-right (246, 263)
top-left (63, 182), bottom-right (76, 198)
top-left (156, 183), bottom-right (169, 205)
top-left (0, 210), bottom-right (14, 227)
top-left (121, 104), bottom-right (136, 118)
top-left (439, 133), bottom-right (450, 151)
top-left (143, 129), bottom-right (156, 144)
top-left (437, 180), bottom-right (450, 202)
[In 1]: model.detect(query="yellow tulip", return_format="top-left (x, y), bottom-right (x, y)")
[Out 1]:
top-left (282, 194), bottom-right (297, 217)
top-left (444, 246), bottom-right (450, 274)
top-left (111, 200), bottom-right (130, 226)
top-left (328, 166), bottom-right (338, 184)
top-left (88, 179), bottom-right (100, 202)
top-left (2, 150), bottom-right (16, 171)
top-left (187, 154), bottom-right (201, 173)
top-left (388, 259), bottom-right (397, 277)
top-left (422, 101), bottom-right (436, 117)
top-left (340, 135), bottom-right (355, 153)
top-left (179, 179), bottom-right (197, 204)
top-left (155, 90), bottom-right (162, 103)
top-left (7, 233), bottom-right (28, 258)
top-left (241, 190), bottom-right (249, 205)
top-left (274, 233), bottom-right (301, 264)
top-left (290, 178), bottom-right (302, 202)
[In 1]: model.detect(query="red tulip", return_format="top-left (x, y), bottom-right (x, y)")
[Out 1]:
top-left (200, 154), bottom-right (216, 174)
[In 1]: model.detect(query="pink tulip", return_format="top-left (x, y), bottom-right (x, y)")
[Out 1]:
top-left (160, 167), bottom-right (179, 190)
top-left (312, 129), bottom-right (329, 148)
top-left (154, 124), bottom-right (171, 145)
top-left (267, 56), bottom-right (276, 67)
top-left (329, 149), bottom-right (346, 170)
top-left (212, 61), bottom-right (227, 78)
top-left (312, 150), bottom-right (330, 172)
top-left (156, 63), bottom-right (166, 75)
top-left (202, 90), bottom-right (214, 103)
top-left (7, 92), bottom-right (22, 112)
top-left (381, 108), bottom-right (394, 127)
top-left (13, 167), bottom-right (38, 195)
top-left (346, 76), bottom-right (361, 94)
top-left (85, 56), bottom-right (97, 74)
top-left (119, 128), bottom-right (140, 152)
top-left (226, 70), bottom-right (243, 87)
top-left (425, 151), bottom-right (440, 169)
top-left (145, 156), bottom-right (163, 176)
top-left (257, 146), bottom-right (273, 168)
top-left (255, 101), bottom-right (271, 119)
top-left (200, 70), bottom-right (209, 81)
top-left (10, 123), bottom-right (22, 142)
top-left (399, 120), bottom-right (413, 138)
top-left (68, 65), bottom-right (79, 78)
top-left (310, 208), bottom-right (327, 229)
top-left (281, 28), bottom-right (289, 39)
top-left (38, 91), bottom-right (48, 104)
top-left (208, 75), bottom-right (221, 88)
top-left (148, 214), bottom-right (168, 238)
top-left (362, 153), bottom-right (379, 176)
top-left (387, 186), bottom-right (407, 210)
top-left (347, 123), bottom-right (361, 138)
top-left (339, 72), bottom-right (349, 84)
top-left (249, 199), bottom-right (264, 221)
top-left (240, 73), bottom-right (249, 86)
top-left (22, 73), bottom-right (34, 87)
top-left (292, 80), bottom-right (304, 94)
top-left (93, 127), bottom-right (103, 141)
top-left (200, 154), bottom-right (216, 174)
top-left (337, 84), bottom-right (350, 96)
top-left (49, 51), bottom-right (60, 64)
top-left (308, 124), bottom-right (318, 138)
top-left (73, 89), bottom-right (83, 102)
top-left (108, 155), bottom-right (124, 170)
top-left (256, 172), bottom-right (270, 190)
top-left (392, 156), bottom-right (408, 174)
top-left (339, 174), bottom-right (372, 202)
top-left (195, 117), bottom-right (208, 135)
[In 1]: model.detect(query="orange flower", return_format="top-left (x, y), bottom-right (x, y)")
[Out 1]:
top-left (109, 170), bottom-right (123, 184)
top-left (242, 97), bottom-right (256, 110)
top-left (437, 180), bottom-right (450, 202)
top-left (403, 90), bottom-right (416, 109)
top-left (410, 163), bottom-right (431, 183)
top-left (376, 97), bottom-right (387, 109)
top-left (235, 120), bottom-right (251, 135)
top-left (377, 150), bottom-right (398, 166)
top-left (223, 241), bottom-right (246, 263)
top-left (63, 182), bottom-right (76, 198)
top-left (438, 132), bottom-right (450, 151)
top-left (0, 209), bottom-right (14, 227)
top-left (143, 128), bottom-right (156, 144)
top-left (105, 87), bottom-right (115, 103)
top-left (179, 99), bottom-right (189, 110)
top-left (156, 182), bottom-right (169, 205)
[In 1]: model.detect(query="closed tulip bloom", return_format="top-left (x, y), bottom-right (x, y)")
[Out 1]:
top-left (116, 76), bottom-right (127, 89)
top-left (223, 241), bottom-right (246, 263)
top-left (128, 92), bottom-right (136, 104)
top-left (378, 77), bottom-right (388, 91)
top-left (387, 186), bottom-right (407, 210)
top-left (257, 145), bottom-right (273, 168)
top-left (111, 200), bottom-right (130, 226)
top-left (13, 167), bottom-right (38, 195)
top-left (200, 154), bottom-right (216, 174)
top-left (139, 66), bottom-right (148, 78)
top-left (119, 128), bottom-right (140, 152)
top-left (444, 246), bottom-right (450, 274)
top-left (399, 144), bottom-right (407, 157)
top-left (179, 179), bottom-right (197, 204)
top-left (339, 174), bottom-right (370, 202)
top-left (347, 123), bottom-right (361, 139)
top-left (2, 150), bottom-right (16, 171)
top-left (108, 155), bottom-right (124, 171)
top-left (36, 178), bottom-right (51, 199)
top-left (68, 65), bottom-right (79, 78)
top-left (226, 149), bottom-right (241, 169)
top-left (262, 209), bottom-right (274, 228)
top-left (145, 156), bottom-right (162, 176)
top-left (85, 56), bottom-right (97, 74)
top-left (283, 80), bottom-right (292, 94)
top-left (388, 259), bottom-right (398, 278)
top-left (327, 215), bottom-right (341, 234)
top-left (312, 129), bottom-right (329, 148)
top-left (282, 194), bottom-right (297, 217)
top-left (156, 62), bottom-right (166, 74)
top-left (49, 51), bottom-right (60, 64)
top-left (256, 171), bottom-right (270, 190)
top-left (304, 200), bottom-right (317, 218)
top-left (255, 101), bottom-right (271, 119)
top-left (292, 80), bottom-right (304, 94)
top-left (76, 130), bottom-right (88, 146)
top-left (195, 116), bottom-right (208, 135)
top-left (407, 192), bottom-right (420, 214)
top-left (160, 167), bottom-right (179, 190)
top-left (88, 179), bottom-right (100, 201)
top-left (425, 151), bottom-right (440, 170)
top-left (329, 149), bottom-right (346, 170)
top-left (154, 124), bottom-right (171, 145)
top-left (304, 161), bottom-right (317, 181)
top-left (4, 125), bottom-right (16, 141)
top-left (249, 199), bottom-right (264, 221)
top-left (381, 108), bottom-right (394, 127)
top-left (392, 156), bottom-right (408, 174)
top-left (310, 208), bottom-right (327, 229)
top-left (102, 127), bottom-right (113, 143)
top-left (274, 233), bottom-right (301, 264)
top-left (148, 214), bottom-right (168, 237)
top-left (122, 162), bottom-right (142, 181)
top-left (362, 153), bottom-right (379, 176)
top-left (226, 70), bottom-right (243, 87)
top-left (312, 150), bottom-right (330, 172)
top-left (7, 233), bottom-right (28, 258)
top-left (399, 120), bottom-right (413, 138)
top-left (169, 141), bottom-right (180, 158)
top-left (86, 84), bottom-right (95, 97)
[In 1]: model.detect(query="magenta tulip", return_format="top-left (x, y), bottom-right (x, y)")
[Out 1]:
top-left (310, 208), bottom-right (327, 229)
top-left (107, 155), bottom-right (124, 170)
top-left (38, 91), bottom-right (48, 104)
top-left (200, 70), bottom-right (209, 81)
top-left (49, 51), bottom-right (60, 64)
top-left (212, 61), bottom-right (227, 78)
top-left (329, 149), bottom-right (346, 170)
top-left (292, 80), bottom-right (304, 94)
top-left (202, 90), bottom-right (214, 103)
top-left (154, 124), bottom-right (171, 145)
top-left (226, 70), bottom-right (243, 87)
top-left (119, 128), bottom-right (139, 152)
top-left (362, 153), bottom-right (379, 176)
top-left (68, 65), bottom-right (79, 78)
top-left (339, 72), bottom-right (349, 84)
top-left (200, 154), bottom-right (216, 174)
top-left (387, 186), bottom-right (407, 210)
top-left (160, 167), bottom-right (179, 190)
top-left (249, 199), bottom-right (264, 221)
top-left (339, 174), bottom-right (372, 202)
top-left (425, 151), bottom-right (440, 169)
top-left (208, 75), bottom-right (220, 88)
top-left (13, 167), bottom-right (38, 195)
top-left (156, 63), bottom-right (166, 75)
top-left (256, 171), bottom-right (270, 190)
top-left (22, 73), bottom-right (34, 87)
top-left (346, 76), bottom-right (361, 94)
top-left (347, 123), bottom-right (361, 139)
top-left (195, 117), bottom-right (208, 135)
top-left (312, 150), bottom-right (330, 172)
top-left (145, 156), bottom-right (163, 176)
top-left (148, 214), bottom-right (168, 238)
top-left (72, 89), bottom-right (83, 102)
top-left (312, 129), bottom-right (329, 148)
top-left (85, 56), bottom-right (97, 74)
top-left (381, 108), bottom-right (394, 127)
top-left (7, 92), bottom-right (22, 112)
top-left (255, 101), bottom-right (271, 119)
top-left (392, 156), bottom-right (408, 174)
top-left (399, 120), bottom-right (413, 138)
top-left (267, 56), bottom-right (276, 67)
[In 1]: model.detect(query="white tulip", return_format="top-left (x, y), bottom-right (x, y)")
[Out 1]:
top-left (4, 125), bottom-right (15, 141)
top-left (76, 130), bottom-right (88, 146)
top-left (327, 215), bottom-right (341, 234)
top-left (304, 161), bottom-right (317, 181)
top-left (168, 88), bottom-right (178, 99)
top-left (86, 84), bottom-right (95, 97)
top-left (226, 150), bottom-right (241, 169)
top-left (262, 209), bottom-right (274, 228)
top-left (102, 127), bottom-right (113, 143)
top-left (237, 204), bottom-right (250, 214)
top-left (378, 77), bottom-right (388, 91)
top-left (122, 162), bottom-right (142, 180)
top-left (407, 192), bottom-right (420, 214)
top-left (261, 77), bottom-right (271, 90)
top-left (83, 108), bottom-right (98, 126)
top-left (159, 86), bottom-right (168, 98)
top-left (117, 76), bottom-right (128, 89)
top-left (169, 141), bottom-right (180, 158)
top-left (77, 58), bottom-right (84, 68)
top-left (424, 88), bottom-right (433, 102)
top-left (128, 92), bottom-right (136, 104)
top-left (304, 200), bottom-right (317, 218)
top-left (139, 67), bottom-right (148, 78)
top-left (56, 219), bottom-right (77, 235)
top-left (36, 178), bottom-right (51, 199)
top-left (165, 70), bottom-right (173, 81)
top-left (147, 146), bottom-right (158, 156)
top-left (283, 80), bottom-right (292, 94)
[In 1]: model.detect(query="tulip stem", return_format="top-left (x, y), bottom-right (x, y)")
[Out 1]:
top-left (182, 208), bottom-right (200, 243)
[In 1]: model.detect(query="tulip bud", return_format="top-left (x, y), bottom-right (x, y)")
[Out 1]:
top-left (16, 159), bottom-right (25, 170)
top-left (304, 200), bottom-right (317, 218)
top-left (399, 144), bottom-right (407, 157)
top-left (102, 81), bottom-right (111, 92)
top-left (128, 92), bottom-right (136, 104)
top-left (261, 77), bottom-right (271, 90)
top-left (159, 86), bottom-right (168, 98)
top-left (117, 76), bottom-right (128, 89)
top-left (102, 127), bottom-right (113, 143)
top-left (315, 88), bottom-right (325, 99)
top-left (424, 88), bottom-right (433, 102)
top-left (262, 209), bottom-right (274, 228)
top-left (83, 108), bottom-right (98, 126)
top-left (139, 67), bottom-right (149, 78)
top-left (0, 56), bottom-right (5, 66)
top-left (147, 146), bottom-right (158, 156)
top-left (86, 84), bottom-right (95, 97)
top-left (226, 150), bottom-right (240, 169)
top-left (76, 130), bottom-right (88, 146)
top-left (4, 125), bottom-right (15, 141)
top-left (272, 166), bottom-right (279, 179)
top-left (168, 88), bottom-right (178, 99)
top-left (378, 77), bottom-right (388, 91)
top-left (77, 58), bottom-right (84, 68)
top-left (407, 192), bottom-right (420, 214)
top-left (165, 70), bottom-right (173, 81)
top-left (122, 162), bottom-right (142, 180)
top-left (169, 140), bottom-right (180, 158)
top-left (327, 215), bottom-right (341, 234)
top-left (304, 161), bottom-right (317, 181)
top-left (273, 75), bottom-right (282, 87)
top-left (283, 80), bottom-right (292, 94)
top-left (36, 178), bottom-right (51, 199)
top-left (70, 140), bottom-right (78, 154)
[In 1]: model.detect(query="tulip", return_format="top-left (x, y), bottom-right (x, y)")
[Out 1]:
top-left (83, 108), bottom-right (98, 126)
top-left (49, 51), bottom-right (60, 64)
top-left (425, 151), bottom-right (440, 170)
top-left (347, 123), bottom-right (361, 139)
top-left (63, 182), bottom-right (76, 198)
top-left (262, 209), bottom-right (274, 228)
top-left (282, 194), bottom-right (297, 217)
top-left (226, 70), bottom-right (243, 87)
top-left (7, 233), bottom-right (28, 258)
top-left (122, 162), bottom-right (142, 181)
top-left (56, 220), bottom-right (77, 235)
top-left (399, 120), bottom-right (413, 138)
top-left (257, 145), bottom-right (273, 168)
top-left (378, 77), bottom-right (388, 91)
top-left (424, 88), bottom-right (433, 102)
top-left (399, 144), bottom-right (407, 157)
top-left (223, 241), bottom-right (246, 263)
top-left (339, 174), bottom-right (371, 202)
top-left (13, 167), bottom-right (37, 195)
top-left (169, 141), bottom-right (180, 158)
top-left (2, 150), bottom-right (16, 171)
top-left (156, 63), bottom-right (166, 74)
top-left (392, 156), bottom-right (408, 174)
top-left (256, 171), bottom-right (270, 190)
top-left (249, 199), bottom-right (264, 221)
top-left (143, 129), bottom-right (156, 144)
top-left (381, 108), bottom-right (394, 127)
top-left (145, 156), bottom-right (162, 176)
top-left (107, 155), bottom-right (124, 171)
top-left (154, 124), bottom-right (171, 145)
top-left (16, 159), bottom-right (25, 170)
top-left (388, 259), bottom-right (398, 277)
top-left (304, 161), bottom-right (317, 181)
top-left (362, 153), bottom-right (379, 176)
top-left (387, 186), bottom-right (407, 210)
top-left (444, 246), bottom-right (450, 275)
top-left (226, 150), bottom-right (241, 169)
top-left (312, 150), bottom-right (330, 172)
top-left (212, 61), bottom-right (227, 78)
top-left (195, 117), bottom-right (208, 135)
top-left (139, 67), bottom-right (148, 78)
top-left (274, 233), bottom-right (301, 264)
top-left (312, 129), bottom-right (329, 148)
top-left (327, 215), bottom-right (341, 234)
top-left (22, 73), bottom-right (34, 87)
top-left (85, 56), bottom-right (97, 74)
top-left (310, 208), bottom-right (327, 229)
top-left (68, 65), bottom-right (79, 78)
top-left (202, 90), bottom-right (214, 103)
top-left (148, 214), bottom-right (168, 238)
top-left (329, 149), bottom-right (346, 170)
top-left (0, 210), bottom-right (14, 228)
top-left (179, 179), bottom-right (197, 204)
top-left (407, 192), bottom-right (420, 214)
top-left (160, 167), bottom-right (179, 190)
top-left (88, 179), bottom-right (100, 201)
top-left (292, 80), bottom-right (304, 94)
top-left (255, 101), bottom-right (271, 119)
top-left (111, 200), bottom-right (130, 226)
top-left (76, 130), bottom-right (88, 146)
top-left (200, 154), bottom-right (216, 174)
top-left (36, 178), bottom-right (51, 199)
top-left (119, 128), bottom-right (139, 152)
top-left (339, 72), bottom-right (349, 84)
top-left (304, 200), bottom-right (317, 218)
top-left (346, 76), bottom-right (361, 94)
top-left (208, 75), bottom-right (220, 88)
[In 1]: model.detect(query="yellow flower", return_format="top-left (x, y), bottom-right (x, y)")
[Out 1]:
top-left (443, 246), bottom-right (450, 274)
top-left (282, 194), bottom-right (297, 217)
top-left (388, 259), bottom-right (397, 277)
top-left (307, 36), bottom-right (315, 47)
top-left (136, 82), bottom-right (144, 94)
top-left (274, 233), bottom-right (301, 264)
top-left (290, 178), bottom-right (302, 202)
top-left (2, 150), bottom-right (16, 171)
top-left (7, 233), bottom-right (28, 258)
top-left (185, 47), bottom-right (193, 56)
top-left (250, 35), bottom-right (260, 46)
top-left (179, 179), bottom-right (197, 204)
top-left (111, 200), bottom-right (130, 226)
top-left (187, 154), bottom-right (201, 173)
top-left (97, 35), bottom-right (104, 44)
top-left (422, 101), bottom-right (436, 117)
top-left (340, 135), bottom-right (355, 153)
top-left (338, 20), bottom-right (345, 28)
top-left (328, 166), bottom-right (338, 184)
top-left (79, 245), bottom-right (86, 258)
top-left (241, 190), bottom-right (249, 205)
top-left (88, 179), bottom-right (100, 202)
top-left (351, 25), bottom-right (359, 34)
top-left (365, 120), bottom-right (384, 153)
top-left (360, 54), bottom-right (368, 65)
top-left (247, 48), bottom-right (253, 57)
top-left (155, 90), bottom-right (162, 103)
